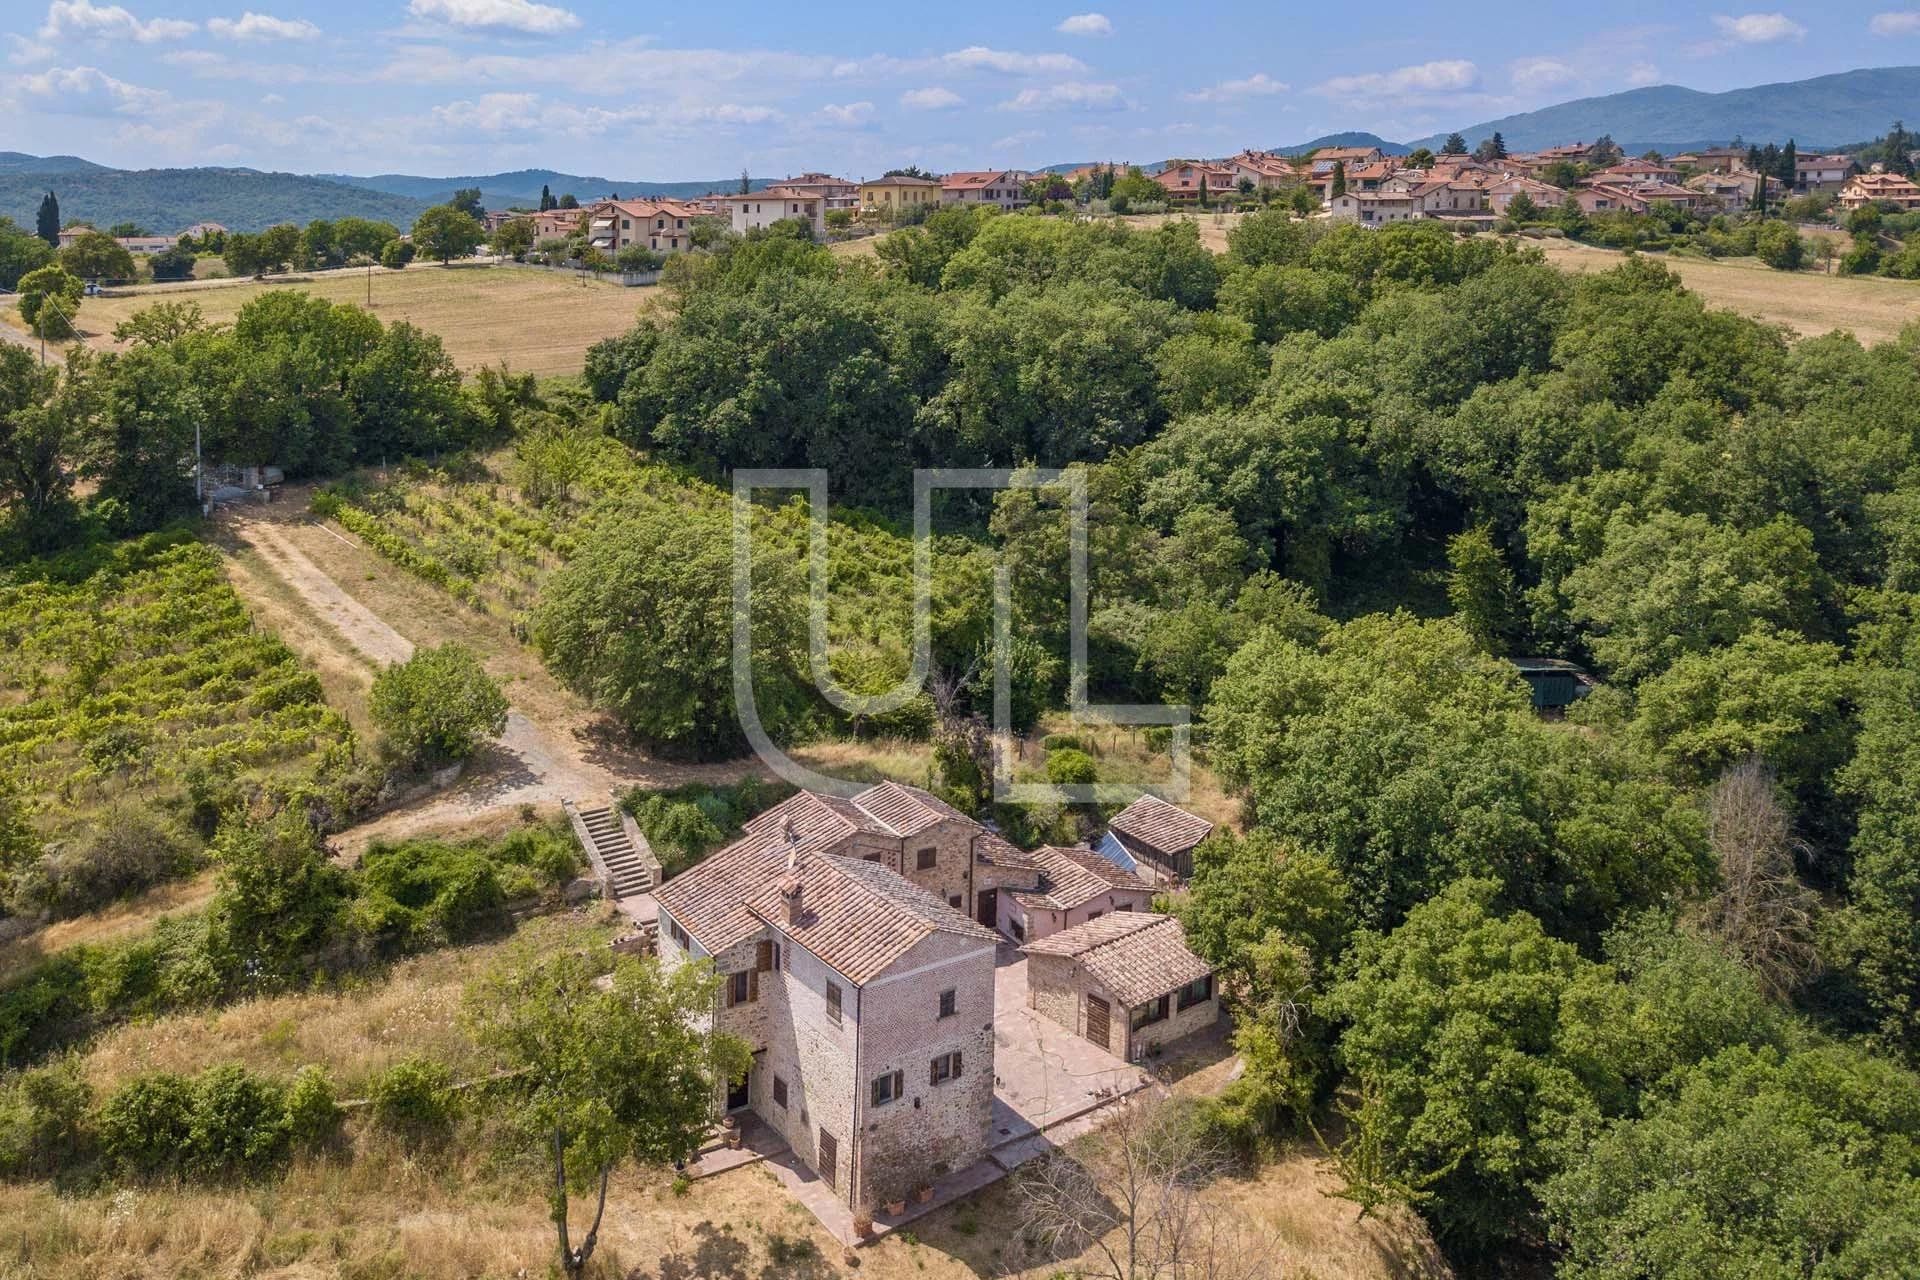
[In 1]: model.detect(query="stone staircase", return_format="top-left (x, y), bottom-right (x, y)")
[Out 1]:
top-left (564, 798), bottom-right (657, 901)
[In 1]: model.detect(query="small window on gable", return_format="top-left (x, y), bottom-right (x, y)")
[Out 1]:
top-left (773, 1075), bottom-right (788, 1107)
top-left (826, 982), bottom-right (842, 1025)
top-left (937, 988), bottom-right (956, 1019)
top-left (916, 847), bottom-right (937, 870)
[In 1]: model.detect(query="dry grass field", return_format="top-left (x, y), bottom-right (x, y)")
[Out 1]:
top-left (23, 261), bottom-right (664, 377)
top-left (1533, 238), bottom-right (1920, 345)
top-left (0, 911), bottom-right (1442, 1280)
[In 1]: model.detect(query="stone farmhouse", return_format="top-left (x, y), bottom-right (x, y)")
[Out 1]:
top-left (653, 811), bottom-right (1000, 1214)
top-left (1025, 913), bottom-right (1220, 1063)
top-left (648, 780), bottom-right (1220, 1214)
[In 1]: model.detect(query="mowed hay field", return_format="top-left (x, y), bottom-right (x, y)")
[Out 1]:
top-left (1533, 238), bottom-right (1920, 344)
top-left (53, 262), bottom-right (666, 377)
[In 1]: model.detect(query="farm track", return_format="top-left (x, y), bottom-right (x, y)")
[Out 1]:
top-left (221, 507), bottom-right (752, 854)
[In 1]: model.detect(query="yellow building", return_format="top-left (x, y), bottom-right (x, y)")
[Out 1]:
top-left (858, 174), bottom-right (942, 216)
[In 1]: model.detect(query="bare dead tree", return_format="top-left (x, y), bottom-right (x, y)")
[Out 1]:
top-left (1693, 756), bottom-right (1821, 998)
top-left (1015, 1095), bottom-right (1278, 1280)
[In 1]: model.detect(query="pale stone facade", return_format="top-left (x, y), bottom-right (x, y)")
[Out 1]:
top-left (1022, 913), bottom-right (1221, 1063)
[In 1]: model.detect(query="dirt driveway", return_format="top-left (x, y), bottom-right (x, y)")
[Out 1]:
top-left (217, 502), bottom-right (752, 852)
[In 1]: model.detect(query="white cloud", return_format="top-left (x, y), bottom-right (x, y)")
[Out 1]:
top-left (900, 85), bottom-right (963, 110)
top-left (1627, 61), bottom-right (1662, 85)
top-left (1055, 13), bottom-right (1112, 36)
top-left (1870, 10), bottom-right (1920, 33)
top-left (430, 91), bottom-right (537, 132)
top-left (16, 62), bottom-right (168, 113)
top-left (207, 12), bottom-right (319, 40)
top-left (998, 80), bottom-right (1122, 111)
top-left (817, 100), bottom-right (873, 126)
top-left (37, 0), bottom-right (195, 44)
top-left (943, 45), bottom-right (1086, 75)
top-left (1316, 59), bottom-right (1478, 99)
top-left (1510, 56), bottom-right (1574, 93)
top-left (1711, 12), bottom-right (1806, 42)
top-left (407, 0), bottom-right (580, 35)
top-left (1183, 71), bottom-right (1287, 102)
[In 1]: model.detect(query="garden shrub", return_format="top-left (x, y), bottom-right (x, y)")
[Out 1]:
top-left (99, 1070), bottom-right (194, 1176)
top-left (1045, 747), bottom-right (1099, 787)
top-left (367, 1056), bottom-right (456, 1143)
top-left (186, 1063), bottom-right (290, 1176)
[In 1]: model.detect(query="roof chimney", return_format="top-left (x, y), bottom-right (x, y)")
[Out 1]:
top-left (779, 837), bottom-right (804, 923)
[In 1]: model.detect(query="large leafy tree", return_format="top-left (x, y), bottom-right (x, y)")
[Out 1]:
top-left (16, 264), bottom-right (82, 339)
top-left (467, 950), bottom-right (751, 1280)
top-left (0, 217), bottom-right (55, 291)
top-left (1206, 613), bottom-right (1707, 935)
top-left (531, 499), bottom-right (808, 758)
top-left (411, 205), bottom-right (485, 264)
top-left (58, 230), bottom-right (135, 282)
top-left (1542, 1043), bottom-right (1920, 1279)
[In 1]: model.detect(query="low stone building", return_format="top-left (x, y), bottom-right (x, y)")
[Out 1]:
top-left (653, 822), bottom-right (999, 1214)
top-left (1096, 795), bottom-right (1214, 884)
top-left (1023, 913), bottom-right (1220, 1063)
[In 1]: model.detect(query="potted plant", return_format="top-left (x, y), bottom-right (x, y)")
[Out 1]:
top-left (852, 1210), bottom-right (875, 1239)
top-left (914, 1181), bottom-right (935, 1203)
top-left (884, 1196), bottom-right (907, 1216)
top-left (721, 1115), bottom-right (742, 1150)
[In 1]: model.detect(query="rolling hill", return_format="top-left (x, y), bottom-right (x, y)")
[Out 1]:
top-left (1408, 66), bottom-right (1920, 153)
top-left (322, 168), bottom-right (778, 208)
top-left (0, 161), bottom-right (430, 234)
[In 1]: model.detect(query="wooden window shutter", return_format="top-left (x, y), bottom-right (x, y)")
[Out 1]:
top-left (748, 968), bottom-right (759, 1001)
top-left (952, 1049), bottom-right (962, 1078)
top-left (756, 940), bottom-right (773, 972)
top-left (929, 1059), bottom-right (939, 1086)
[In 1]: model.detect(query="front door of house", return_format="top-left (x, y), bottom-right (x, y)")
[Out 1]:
top-left (1085, 995), bottom-right (1110, 1052)
top-left (726, 1070), bottom-right (750, 1113)
top-left (977, 887), bottom-right (998, 929)
top-left (818, 1128), bottom-right (838, 1189)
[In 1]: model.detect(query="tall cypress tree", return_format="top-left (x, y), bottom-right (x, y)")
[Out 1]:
top-left (1331, 160), bottom-right (1347, 199)
top-left (35, 191), bottom-right (58, 246)
top-left (539, 183), bottom-right (554, 211)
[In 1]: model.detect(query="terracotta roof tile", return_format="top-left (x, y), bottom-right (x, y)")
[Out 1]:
top-left (1011, 844), bottom-right (1152, 913)
top-left (1023, 912), bottom-right (1212, 1007)
top-left (1107, 796), bottom-right (1214, 856)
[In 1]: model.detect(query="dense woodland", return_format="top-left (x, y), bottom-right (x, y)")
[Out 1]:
top-left (3, 203), bottom-right (1920, 1275)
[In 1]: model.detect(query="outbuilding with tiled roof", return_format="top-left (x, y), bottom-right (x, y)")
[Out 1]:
top-left (1023, 912), bottom-right (1220, 1062)
top-left (1099, 795), bottom-right (1214, 882)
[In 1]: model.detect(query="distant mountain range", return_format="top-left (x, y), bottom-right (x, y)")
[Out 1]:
top-left (7, 66), bottom-right (1917, 233)
top-left (319, 168), bottom-right (774, 209)
top-left (0, 163), bottom-right (432, 234)
top-left (1404, 66), bottom-right (1920, 154)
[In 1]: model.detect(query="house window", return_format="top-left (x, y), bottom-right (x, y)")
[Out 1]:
top-left (937, 988), bottom-right (956, 1019)
top-left (667, 917), bottom-right (690, 950)
top-left (727, 970), bottom-right (750, 1007)
top-left (870, 1069), bottom-right (904, 1106)
top-left (621, 219), bottom-right (630, 229)
top-left (1130, 995), bottom-right (1171, 1031)
top-left (826, 982), bottom-right (842, 1025)
top-left (1177, 974), bottom-right (1214, 1011)
top-left (948, 895), bottom-right (962, 909)
top-left (772, 1075), bottom-right (788, 1107)
top-left (1087, 909), bottom-right (1103, 922)
top-left (929, 1051), bottom-right (963, 1084)
top-left (1009, 917), bottom-right (1025, 941)
top-left (864, 852), bottom-right (883, 863)
top-left (916, 847), bottom-right (937, 871)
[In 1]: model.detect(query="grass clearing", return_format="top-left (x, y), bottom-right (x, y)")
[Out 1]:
top-left (1533, 238), bottom-right (1920, 344)
top-left (28, 261), bottom-right (666, 377)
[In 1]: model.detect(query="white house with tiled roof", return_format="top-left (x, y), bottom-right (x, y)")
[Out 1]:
top-left (1023, 912), bottom-right (1219, 1062)
top-left (653, 814), bottom-right (999, 1214)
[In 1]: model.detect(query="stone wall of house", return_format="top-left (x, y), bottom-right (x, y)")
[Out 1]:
top-left (753, 931), bottom-right (859, 1201)
top-left (898, 818), bottom-right (979, 916)
top-left (1127, 990), bottom-right (1221, 1062)
top-left (849, 930), bottom-right (998, 1210)
top-left (1024, 952), bottom-right (1096, 1045)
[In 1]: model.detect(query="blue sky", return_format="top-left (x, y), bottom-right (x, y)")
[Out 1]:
top-left (4, 0), bottom-right (1916, 180)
